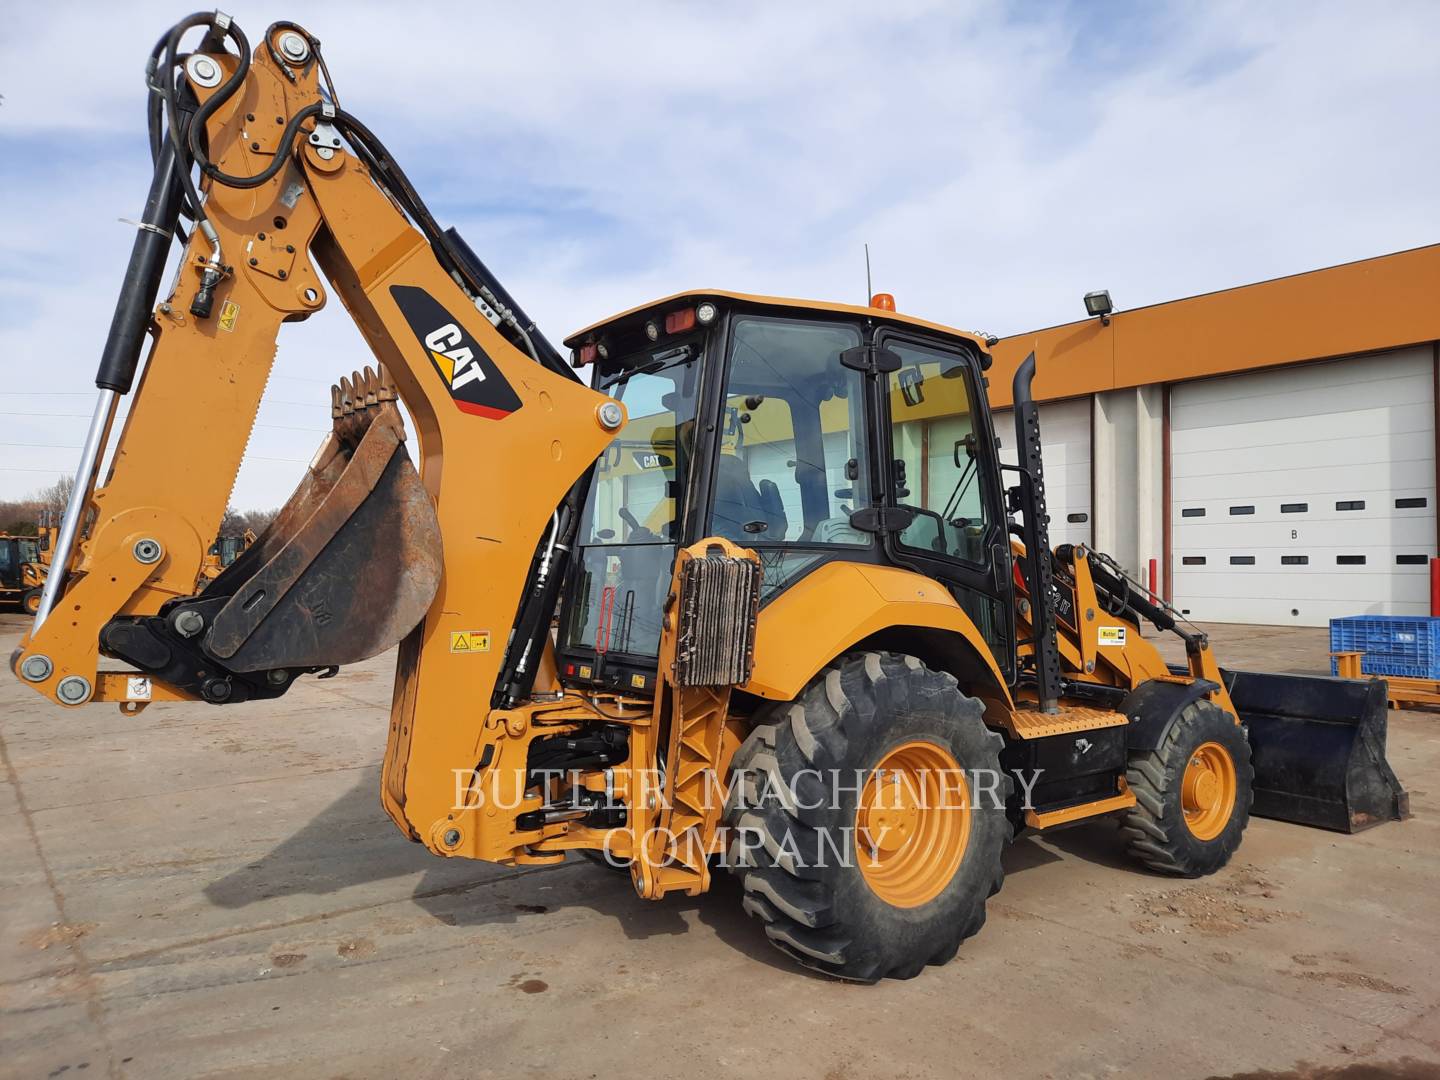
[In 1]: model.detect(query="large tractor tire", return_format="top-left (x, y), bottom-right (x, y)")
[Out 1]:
top-left (723, 651), bottom-right (1010, 982)
top-left (21, 588), bottom-right (42, 616)
top-left (1120, 699), bottom-right (1253, 876)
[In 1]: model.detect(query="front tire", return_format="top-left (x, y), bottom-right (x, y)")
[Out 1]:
top-left (1121, 699), bottom-right (1253, 876)
top-left (723, 652), bottom-right (1010, 982)
top-left (21, 588), bottom-right (41, 616)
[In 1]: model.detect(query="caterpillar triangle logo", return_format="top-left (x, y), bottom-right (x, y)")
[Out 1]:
top-left (389, 285), bottom-right (523, 420)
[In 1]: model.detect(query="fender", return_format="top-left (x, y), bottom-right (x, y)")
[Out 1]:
top-left (742, 561), bottom-right (1013, 708)
top-left (1119, 677), bottom-right (1221, 751)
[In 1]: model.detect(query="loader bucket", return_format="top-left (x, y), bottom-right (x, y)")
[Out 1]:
top-left (1224, 669), bottom-right (1409, 833)
top-left (201, 366), bottom-right (442, 672)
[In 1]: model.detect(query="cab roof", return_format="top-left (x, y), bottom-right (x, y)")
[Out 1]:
top-left (562, 289), bottom-right (990, 351)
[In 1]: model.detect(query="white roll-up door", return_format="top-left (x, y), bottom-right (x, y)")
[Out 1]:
top-left (994, 397), bottom-right (1093, 548)
top-left (1170, 347), bottom-right (1436, 626)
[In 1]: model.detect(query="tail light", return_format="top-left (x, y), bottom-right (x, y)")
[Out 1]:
top-left (665, 308), bottom-right (696, 334)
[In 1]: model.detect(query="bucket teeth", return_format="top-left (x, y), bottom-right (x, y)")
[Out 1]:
top-left (327, 365), bottom-right (405, 444)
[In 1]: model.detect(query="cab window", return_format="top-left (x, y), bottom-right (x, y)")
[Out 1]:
top-left (562, 348), bottom-right (699, 661)
top-left (887, 340), bottom-right (990, 564)
top-left (712, 316), bottom-right (869, 548)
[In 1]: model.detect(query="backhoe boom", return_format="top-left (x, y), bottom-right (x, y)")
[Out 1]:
top-left (12, 15), bottom-right (620, 860)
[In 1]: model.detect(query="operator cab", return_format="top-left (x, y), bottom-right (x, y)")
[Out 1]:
top-left (557, 291), bottom-right (1016, 695)
top-left (0, 535), bottom-right (39, 601)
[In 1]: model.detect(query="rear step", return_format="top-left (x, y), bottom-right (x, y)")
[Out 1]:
top-left (1224, 668), bottom-right (1409, 833)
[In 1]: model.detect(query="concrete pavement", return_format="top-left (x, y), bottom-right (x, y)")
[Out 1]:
top-left (2, 616), bottom-right (1437, 1079)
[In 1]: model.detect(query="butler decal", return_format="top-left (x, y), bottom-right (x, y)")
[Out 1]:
top-left (390, 285), bottom-right (523, 419)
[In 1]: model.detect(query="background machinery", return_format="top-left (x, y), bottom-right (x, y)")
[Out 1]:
top-left (196, 528), bottom-right (256, 589)
top-left (10, 13), bottom-right (1407, 981)
top-left (1, 533), bottom-right (43, 615)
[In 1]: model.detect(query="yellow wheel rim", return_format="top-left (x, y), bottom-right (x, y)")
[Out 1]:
top-left (24, 594), bottom-right (39, 615)
top-left (1181, 741), bottom-right (1237, 841)
top-left (856, 740), bottom-right (970, 908)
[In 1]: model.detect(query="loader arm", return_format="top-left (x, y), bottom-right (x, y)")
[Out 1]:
top-left (11, 16), bottom-right (621, 849)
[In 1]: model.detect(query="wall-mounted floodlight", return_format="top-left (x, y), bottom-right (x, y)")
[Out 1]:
top-left (1084, 289), bottom-right (1114, 325)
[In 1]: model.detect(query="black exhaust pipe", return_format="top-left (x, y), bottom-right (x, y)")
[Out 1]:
top-left (1012, 352), bottom-right (1062, 713)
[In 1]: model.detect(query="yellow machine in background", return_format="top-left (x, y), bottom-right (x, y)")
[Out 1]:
top-left (196, 529), bottom-right (256, 589)
top-left (11, 14), bottom-right (1407, 982)
top-left (1, 533), bottom-right (44, 615)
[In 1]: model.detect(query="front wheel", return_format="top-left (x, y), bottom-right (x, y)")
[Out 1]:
top-left (1121, 699), bottom-right (1253, 876)
top-left (723, 651), bottom-right (1010, 982)
top-left (21, 588), bottom-right (41, 616)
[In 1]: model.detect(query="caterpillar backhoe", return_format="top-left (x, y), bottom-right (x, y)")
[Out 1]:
top-left (11, 13), bottom-right (1407, 982)
top-left (196, 527), bottom-right (256, 589)
top-left (5, 510), bottom-right (61, 616)
top-left (1, 533), bottom-right (44, 615)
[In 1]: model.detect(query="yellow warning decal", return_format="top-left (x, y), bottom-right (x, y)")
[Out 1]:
top-left (218, 299), bottom-right (240, 332)
top-left (1097, 626), bottom-right (1127, 647)
top-left (630, 673), bottom-right (646, 689)
top-left (578, 665), bottom-right (592, 679)
top-left (449, 630), bottom-right (491, 653)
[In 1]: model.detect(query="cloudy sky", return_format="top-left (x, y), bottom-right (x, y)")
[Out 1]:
top-left (1, 1), bottom-right (1436, 508)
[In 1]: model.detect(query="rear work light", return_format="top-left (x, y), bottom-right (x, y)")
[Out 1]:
top-left (577, 343), bottom-right (598, 365)
top-left (665, 308), bottom-right (696, 334)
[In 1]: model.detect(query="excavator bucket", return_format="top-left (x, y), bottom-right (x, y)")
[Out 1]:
top-left (201, 365), bottom-right (442, 672)
top-left (1224, 669), bottom-right (1409, 833)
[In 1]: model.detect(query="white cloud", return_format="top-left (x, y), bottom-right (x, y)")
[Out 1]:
top-left (1, 0), bottom-right (1435, 504)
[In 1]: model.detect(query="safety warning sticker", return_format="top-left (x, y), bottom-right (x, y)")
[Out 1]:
top-left (449, 630), bottom-right (491, 653)
top-left (218, 300), bottom-right (240, 332)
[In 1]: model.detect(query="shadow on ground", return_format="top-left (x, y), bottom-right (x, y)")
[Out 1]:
top-left (205, 766), bottom-right (1149, 976)
top-left (203, 770), bottom-right (486, 908)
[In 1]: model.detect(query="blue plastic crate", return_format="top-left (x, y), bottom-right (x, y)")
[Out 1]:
top-left (1330, 615), bottom-right (1440, 679)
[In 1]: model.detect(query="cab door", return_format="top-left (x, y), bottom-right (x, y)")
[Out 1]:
top-left (874, 331), bottom-right (1015, 683)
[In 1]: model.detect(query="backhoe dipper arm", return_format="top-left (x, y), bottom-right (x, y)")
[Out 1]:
top-left (11, 15), bottom-right (623, 854)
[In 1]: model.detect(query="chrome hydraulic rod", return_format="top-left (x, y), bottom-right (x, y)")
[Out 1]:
top-left (33, 389), bottom-right (120, 629)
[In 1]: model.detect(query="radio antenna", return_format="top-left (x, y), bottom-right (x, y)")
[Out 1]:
top-left (864, 243), bottom-right (872, 303)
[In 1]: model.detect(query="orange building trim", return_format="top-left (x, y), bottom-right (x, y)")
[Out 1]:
top-left (990, 243), bottom-right (1440, 409)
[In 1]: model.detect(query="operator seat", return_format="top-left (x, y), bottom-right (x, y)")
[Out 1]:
top-left (712, 454), bottom-right (788, 540)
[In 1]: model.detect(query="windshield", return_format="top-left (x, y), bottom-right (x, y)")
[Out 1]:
top-left (561, 342), bottom-right (700, 662)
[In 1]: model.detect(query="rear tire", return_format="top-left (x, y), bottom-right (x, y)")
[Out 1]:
top-left (723, 651), bottom-right (1010, 982)
top-left (21, 588), bottom-right (41, 616)
top-left (1121, 699), bottom-right (1253, 876)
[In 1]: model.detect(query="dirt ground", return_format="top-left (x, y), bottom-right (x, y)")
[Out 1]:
top-left (1, 614), bottom-right (1437, 1080)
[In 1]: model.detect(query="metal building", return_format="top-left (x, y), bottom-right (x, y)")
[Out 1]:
top-left (991, 244), bottom-right (1440, 627)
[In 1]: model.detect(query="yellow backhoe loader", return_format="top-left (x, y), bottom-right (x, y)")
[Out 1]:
top-left (7, 510), bottom-right (62, 616)
top-left (196, 528), bottom-right (256, 589)
top-left (1, 533), bottom-right (44, 616)
top-left (11, 14), bottom-right (1407, 981)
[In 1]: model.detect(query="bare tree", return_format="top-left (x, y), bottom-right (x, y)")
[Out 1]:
top-left (238, 507), bottom-right (279, 535)
top-left (218, 505), bottom-right (247, 536)
top-left (1, 474), bottom-right (276, 544)
top-left (39, 475), bottom-right (74, 516)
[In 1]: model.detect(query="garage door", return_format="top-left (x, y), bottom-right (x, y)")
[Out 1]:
top-left (1171, 348), bottom-right (1436, 626)
top-left (994, 397), bottom-right (1092, 548)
